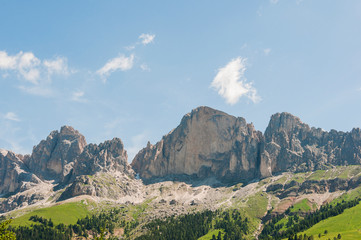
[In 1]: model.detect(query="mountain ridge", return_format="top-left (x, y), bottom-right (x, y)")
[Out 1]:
top-left (132, 106), bottom-right (361, 183)
top-left (1, 106), bottom-right (361, 213)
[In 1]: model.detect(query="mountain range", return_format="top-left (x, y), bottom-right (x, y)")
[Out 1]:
top-left (1, 106), bottom-right (361, 214)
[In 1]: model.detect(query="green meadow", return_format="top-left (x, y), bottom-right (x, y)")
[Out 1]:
top-left (301, 203), bottom-right (361, 240)
top-left (10, 201), bottom-right (90, 227)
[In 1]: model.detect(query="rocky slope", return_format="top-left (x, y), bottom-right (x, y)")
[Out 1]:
top-left (132, 106), bottom-right (361, 183)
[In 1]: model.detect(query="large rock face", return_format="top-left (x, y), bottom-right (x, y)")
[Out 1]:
top-left (23, 126), bottom-right (87, 182)
top-left (0, 150), bottom-right (41, 195)
top-left (265, 112), bottom-right (361, 173)
top-left (73, 137), bottom-right (130, 177)
top-left (132, 107), bottom-right (361, 183)
top-left (132, 106), bottom-right (272, 182)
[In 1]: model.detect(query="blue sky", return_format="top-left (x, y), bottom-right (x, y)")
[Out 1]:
top-left (1, 1), bottom-right (361, 160)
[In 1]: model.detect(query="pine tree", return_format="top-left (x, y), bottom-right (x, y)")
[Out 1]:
top-left (0, 219), bottom-right (16, 240)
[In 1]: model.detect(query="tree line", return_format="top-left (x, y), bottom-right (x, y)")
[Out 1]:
top-left (135, 209), bottom-right (249, 240)
top-left (259, 198), bottom-right (360, 240)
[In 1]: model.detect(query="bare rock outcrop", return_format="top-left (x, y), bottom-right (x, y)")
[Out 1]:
top-left (132, 107), bottom-right (361, 183)
top-left (266, 176), bottom-right (361, 199)
top-left (0, 126), bottom-right (135, 212)
top-left (132, 106), bottom-right (272, 183)
top-left (73, 138), bottom-right (130, 178)
top-left (23, 126), bottom-right (87, 182)
top-left (59, 172), bottom-right (141, 201)
top-left (0, 150), bottom-right (41, 195)
top-left (265, 112), bottom-right (361, 173)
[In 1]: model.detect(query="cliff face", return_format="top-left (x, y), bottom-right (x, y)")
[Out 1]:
top-left (132, 107), bottom-right (272, 182)
top-left (132, 107), bottom-right (361, 183)
top-left (265, 112), bottom-right (361, 173)
top-left (23, 126), bottom-right (87, 182)
top-left (73, 137), bottom-right (130, 177)
top-left (0, 150), bottom-right (40, 195)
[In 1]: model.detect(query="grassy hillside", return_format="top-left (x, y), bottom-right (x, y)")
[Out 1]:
top-left (301, 203), bottom-right (361, 240)
top-left (10, 201), bottom-right (90, 226)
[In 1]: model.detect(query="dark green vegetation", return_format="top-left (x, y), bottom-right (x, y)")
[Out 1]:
top-left (0, 219), bottom-right (16, 240)
top-left (7, 209), bottom-right (121, 240)
top-left (259, 198), bottom-right (361, 240)
top-left (3, 209), bottom-right (250, 240)
top-left (135, 209), bottom-right (249, 240)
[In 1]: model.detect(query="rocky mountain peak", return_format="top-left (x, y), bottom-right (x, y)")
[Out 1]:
top-left (132, 106), bottom-right (271, 182)
top-left (265, 112), bottom-right (309, 135)
top-left (0, 126), bottom-right (135, 212)
top-left (23, 126), bottom-right (87, 182)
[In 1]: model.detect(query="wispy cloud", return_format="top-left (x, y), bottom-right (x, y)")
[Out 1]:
top-left (71, 91), bottom-right (87, 102)
top-left (0, 50), bottom-right (72, 96)
top-left (3, 112), bottom-right (21, 122)
top-left (211, 57), bottom-right (261, 105)
top-left (270, 0), bottom-right (279, 4)
top-left (0, 51), bottom-right (70, 83)
top-left (140, 63), bottom-right (151, 72)
top-left (125, 45), bottom-right (136, 51)
top-left (264, 48), bottom-right (272, 56)
top-left (18, 85), bottom-right (54, 97)
top-left (96, 54), bottom-right (134, 82)
top-left (0, 51), bottom-right (41, 84)
top-left (139, 33), bottom-right (155, 45)
top-left (43, 57), bottom-right (69, 75)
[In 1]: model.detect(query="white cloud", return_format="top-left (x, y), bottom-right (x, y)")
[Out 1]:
top-left (296, 0), bottom-right (303, 4)
top-left (0, 51), bottom-right (41, 84)
top-left (0, 51), bottom-right (18, 69)
top-left (264, 48), bottom-right (271, 56)
top-left (139, 33), bottom-right (155, 45)
top-left (211, 57), bottom-right (261, 105)
top-left (96, 54), bottom-right (134, 82)
top-left (20, 68), bottom-right (40, 84)
top-left (71, 91), bottom-right (87, 102)
top-left (140, 63), bottom-right (151, 71)
top-left (17, 52), bottom-right (41, 84)
top-left (0, 50), bottom-right (71, 88)
top-left (43, 57), bottom-right (69, 75)
top-left (3, 112), bottom-right (20, 122)
top-left (270, 0), bottom-right (279, 4)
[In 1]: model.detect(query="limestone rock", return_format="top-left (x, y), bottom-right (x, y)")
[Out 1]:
top-left (24, 126), bottom-right (87, 182)
top-left (265, 112), bottom-right (361, 173)
top-left (0, 126), bottom-right (135, 211)
top-left (132, 106), bottom-right (272, 183)
top-left (132, 107), bottom-right (361, 183)
top-left (73, 138), bottom-right (130, 177)
top-left (0, 150), bottom-right (40, 195)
